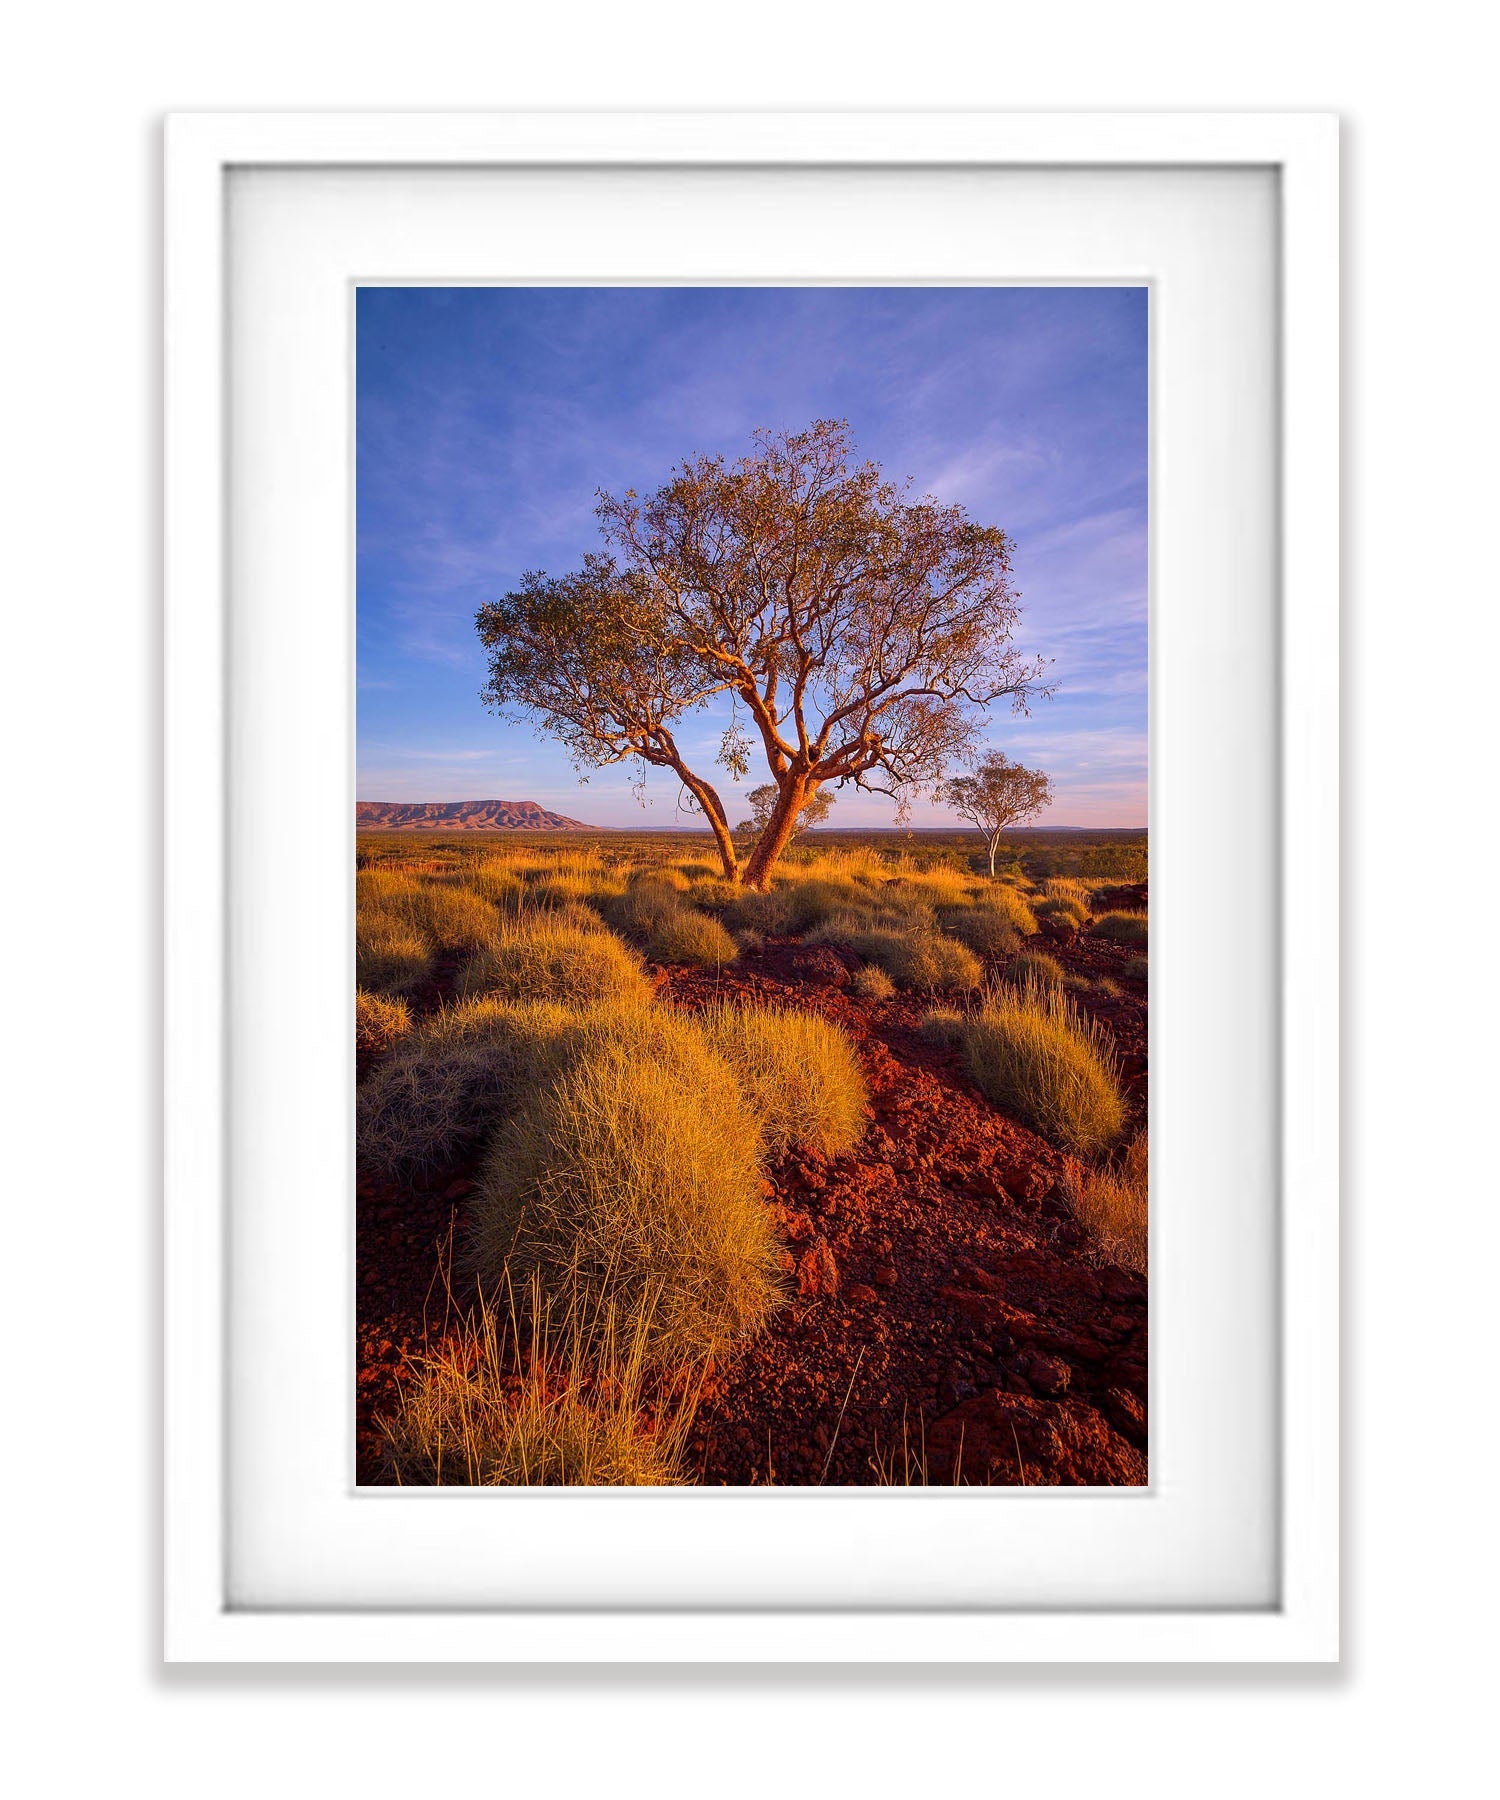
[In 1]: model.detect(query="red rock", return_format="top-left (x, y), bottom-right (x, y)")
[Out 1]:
top-left (796, 1235), bottom-right (840, 1299)
top-left (846, 1284), bottom-right (879, 1305)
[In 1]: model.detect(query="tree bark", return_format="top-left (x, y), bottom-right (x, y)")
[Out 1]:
top-left (740, 773), bottom-right (814, 890)
top-left (672, 764), bottom-right (739, 882)
top-left (987, 829), bottom-right (1001, 877)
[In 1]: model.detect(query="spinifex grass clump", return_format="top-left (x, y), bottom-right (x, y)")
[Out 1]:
top-left (697, 1000), bottom-right (868, 1158)
top-left (1070, 1132), bottom-right (1148, 1273)
top-left (1093, 911), bottom-right (1149, 947)
top-left (356, 1000), bottom-right (580, 1176)
top-left (356, 917), bottom-right (432, 994)
top-left (976, 886), bottom-right (1040, 936)
top-left (381, 1279), bottom-right (696, 1487)
top-left (918, 1009), bottom-right (966, 1048)
top-left (961, 980), bottom-right (1126, 1156)
top-left (605, 880), bottom-right (738, 967)
top-left (356, 868), bottom-right (500, 952)
top-left (459, 915), bottom-right (654, 1007)
top-left (1002, 950), bottom-right (1066, 991)
top-left (355, 989), bottom-right (412, 1060)
top-left (470, 1009), bottom-right (783, 1365)
top-left (851, 962), bottom-right (896, 1000)
top-left (806, 920), bottom-right (982, 994)
top-left (939, 906), bottom-right (1023, 960)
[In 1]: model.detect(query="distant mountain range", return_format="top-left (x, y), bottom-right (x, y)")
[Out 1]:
top-left (356, 800), bottom-right (600, 831)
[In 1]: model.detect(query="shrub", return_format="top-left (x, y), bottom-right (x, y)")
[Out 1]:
top-left (940, 907), bottom-right (1022, 960)
top-left (1094, 911), bottom-right (1149, 946)
top-left (882, 871), bottom-right (974, 913)
top-left (356, 917), bottom-right (433, 993)
top-left (470, 1011), bottom-right (782, 1364)
top-left (918, 1009), bottom-right (965, 1048)
top-left (961, 982), bottom-right (1126, 1155)
top-left (1122, 955), bottom-right (1149, 983)
top-left (381, 1286), bottom-right (693, 1486)
top-left (459, 917), bottom-right (653, 1008)
top-left (1071, 1132), bottom-right (1148, 1273)
top-left (697, 1000), bottom-right (868, 1158)
top-left (852, 962), bottom-right (896, 1000)
top-left (356, 989), bottom-right (412, 1060)
top-left (1002, 950), bottom-right (1066, 991)
top-left (780, 876), bottom-right (866, 933)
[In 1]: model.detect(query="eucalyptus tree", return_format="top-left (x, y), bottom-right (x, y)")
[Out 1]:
top-left (477, 421), bottom-right (1047, 888)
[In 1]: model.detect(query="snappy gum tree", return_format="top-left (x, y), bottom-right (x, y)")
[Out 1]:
top-left (938, 750), bottom-right (1053, 876)
top-left (477, 421), bottom-right (1048, 889)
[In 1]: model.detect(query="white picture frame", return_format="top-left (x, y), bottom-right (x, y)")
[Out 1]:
top-left (164, 111), bottom-right (1338, 1663)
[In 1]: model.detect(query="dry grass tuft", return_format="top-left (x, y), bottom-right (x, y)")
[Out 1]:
top-left (1071, 1133), bottom-right (1148, 1273)
top-left (381, 1281), bottom-right (695, 1486)
top-left (977, 886), bottom-right (1040, 935)
top-left (697, 1000), bottom-right (868, 1158)
top-left (1093, 911), bottom-right (1149, 946)
top-left (459, 916), bottom-right (654, 1008)
top-left (940, 907), bottom-right (1023, 960)
top-left (807, 922), bottom-right (982, 993)
top-left (851, 962), bottom-right (896, 1000)
top-left (1002, 950), bottom-right (1066, 991)
top-left (961, 981), bottom-right (1126, 1156)
top-left (356, 989), bottom-right (412, 1060)
top-left (470, 1010), bottom-right (783, 1364)
top-left (918, 1009), bottom-right (966, 1048)
top-left (356, 917), bottom-right (433, 993)
top-left (356, 1001), bottom-right (580, 1176)
top-left (1122, 955), bottom-right (1149, 983)
top-left (606, 882), bottom-right (738, 967)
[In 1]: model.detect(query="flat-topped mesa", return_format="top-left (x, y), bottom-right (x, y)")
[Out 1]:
top-left (355, 800), bottom-right (600, 831)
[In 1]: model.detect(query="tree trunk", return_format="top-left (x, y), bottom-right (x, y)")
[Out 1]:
top-left (740, 774), bottom-right (813, 890)
top-left (674, 766), bottom-right (739, 883)
top-left (987, 830), bottom-right (1001, 877)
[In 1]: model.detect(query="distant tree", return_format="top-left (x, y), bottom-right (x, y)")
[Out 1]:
top-left (476, 420), bottom-right (1048, 889)
top-left (735, 782), bottom-right (834, 843)
top-left (939, 751), bottom-right (1053, 876)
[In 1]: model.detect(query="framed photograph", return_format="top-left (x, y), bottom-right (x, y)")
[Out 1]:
top-left (165, 111), bottom-right (1338, 1662)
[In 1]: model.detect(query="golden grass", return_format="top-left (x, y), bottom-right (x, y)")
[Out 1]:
top-left (697, 1000), bottom-right (868, 1159)
top-left (459, 916), bottom-right (654, 1008)
top-left (1094, 911), bottom-right (1149, 946)
top-left (470, 1009), bottom-right (783, 1364)
top-left (356, 869), bottom-right (500, 951)
top-left (852, 962), bottom-right (896, 1000)
top-left (1071, 1132), bottom-right (1148, 1273)
top-left (356, 916), bottom-right (433, 993)
top-left (355, 989), bottom-right (412, 1059)
top-left (961, 980), bottom-right (1126, 1156)
top-left (605, 880), bottom-right (738, 965)
top-left (918, 1008), bottom-right (966, 1048)
top-left (381, 1279), bottom-right (696, 1486)
top-left (807, 922), bottom-right (982, 993)
top-left (940, 906), bottom-right (1022, 960)
top-left (1002, 950), bottom-right (1066, 991)
top-left (356, 1001), bottom-right (581, 1175)
top-left (977, 886), bottom-right (1039, 935)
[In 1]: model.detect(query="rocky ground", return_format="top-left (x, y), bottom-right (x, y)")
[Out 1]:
top-left (356, 904), bottom-right (1148, 1487)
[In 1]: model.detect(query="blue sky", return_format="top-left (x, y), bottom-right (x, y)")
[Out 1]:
top-left (357, 286), bottom-right (1146, 827)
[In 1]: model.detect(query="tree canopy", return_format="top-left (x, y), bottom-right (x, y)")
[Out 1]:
top-left (938, 750), bottom-right (1053, 875)
top-left (477, 420), bottom-right (1048, 887)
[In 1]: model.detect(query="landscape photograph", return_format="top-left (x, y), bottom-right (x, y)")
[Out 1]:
top-left (355, 286), bottom-right (1147, 1487)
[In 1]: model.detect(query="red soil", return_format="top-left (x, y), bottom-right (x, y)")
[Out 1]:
top-left (356, 923), bottom-right (1147, 1487)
